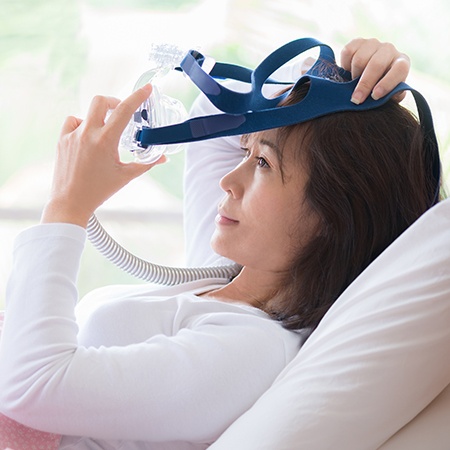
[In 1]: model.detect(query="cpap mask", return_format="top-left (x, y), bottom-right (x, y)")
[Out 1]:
top-left (122, 38), bottom-right (440, 203)
top-left (121, 38), bottom-right (440, 204)
top-left (91, 37), bottom-right (441, 285)
top-left (118, 43), bottom-right (190, 163)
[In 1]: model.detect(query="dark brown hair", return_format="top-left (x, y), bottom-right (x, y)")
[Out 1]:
top-left (265, 82), bottom-right (438, 331)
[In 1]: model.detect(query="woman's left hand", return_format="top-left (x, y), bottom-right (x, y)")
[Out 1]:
top-left (340, 38), bottom-right (411, 105)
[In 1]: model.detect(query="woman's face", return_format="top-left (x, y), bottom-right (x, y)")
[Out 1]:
top-left (211, 129), bottom-right (316, 274)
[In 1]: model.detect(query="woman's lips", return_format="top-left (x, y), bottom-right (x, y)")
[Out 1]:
top-left (215, 212), bottom-right (239, 225)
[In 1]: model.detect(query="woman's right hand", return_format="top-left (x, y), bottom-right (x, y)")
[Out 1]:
top-left (41, 84), bottom-right (166, 228)
top-left (340, 38), bottom-right (411, 105)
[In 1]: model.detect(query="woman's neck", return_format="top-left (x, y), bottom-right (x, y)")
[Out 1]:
top-left (200, 266), bottom-right (286, 310)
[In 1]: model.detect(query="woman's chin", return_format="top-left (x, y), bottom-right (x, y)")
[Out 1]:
top-left (210, 238), bottom-right (239, 264)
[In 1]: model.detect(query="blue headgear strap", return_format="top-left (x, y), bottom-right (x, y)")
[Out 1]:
top-left (136, 38), bottom-right (441, 205)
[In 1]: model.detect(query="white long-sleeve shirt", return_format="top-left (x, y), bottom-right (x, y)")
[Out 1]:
top-left (0, 223), bottom-right (301, 449)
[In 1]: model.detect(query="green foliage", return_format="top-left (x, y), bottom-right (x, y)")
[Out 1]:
top-left (85, 0), bottom-right (200, 11)
top-left (0, 0), bottom-right (87, 187)
top-left (0, 0), bottom-right (86, 79)
top-left (348, 0), bottom-right (449, 82)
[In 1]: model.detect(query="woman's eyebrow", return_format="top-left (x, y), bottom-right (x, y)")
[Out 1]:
top-left (259, 138), bottom-right (281, 155)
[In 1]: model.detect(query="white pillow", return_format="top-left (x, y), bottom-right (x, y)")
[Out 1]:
top-left (379, 383), bottom-right (450, 450)
top-left (210, 198), bottom-right (450, 450)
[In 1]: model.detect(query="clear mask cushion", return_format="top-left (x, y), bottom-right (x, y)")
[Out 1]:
top-left (120, 85), bottom-right (187, 163)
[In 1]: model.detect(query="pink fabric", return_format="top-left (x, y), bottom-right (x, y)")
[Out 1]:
top-left (0, 311), bottom-right (61, 450)
top-left (0, 414), bottom-right (61, 450)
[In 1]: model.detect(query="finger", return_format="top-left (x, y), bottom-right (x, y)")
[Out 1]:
top-left (84, 95), bottom-right (121, 128)
top-left (340, 39), bottom-right (361, 72)
top-left (371, 54), bottom-right (410, 100)
top-left (350, 43), bottom-right (403, 104)
top-left (391, 91), bottom-right (407, 103)
top-left (350, 41), bottom-right (381, 79)
top-left (105, 84), bottom-right (153, 141)
top-left (351, 56), bottom-right (395, 104)
top-left (340, 38), bottom-right (380, 77)
top-left (60, 116), bottom-right (83, 137)
top-left (119, 154), bottom-right (167, 181)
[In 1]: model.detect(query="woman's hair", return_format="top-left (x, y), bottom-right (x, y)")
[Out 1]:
top-left (265, 81), bottom-right (439, 331)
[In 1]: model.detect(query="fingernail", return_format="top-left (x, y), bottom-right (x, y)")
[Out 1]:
top-left (351, 91), bottom-right (363, 105)
top-left (155, 155), bottom-right (169, 165)
top-left (371, 86), bottom-right (385, 101)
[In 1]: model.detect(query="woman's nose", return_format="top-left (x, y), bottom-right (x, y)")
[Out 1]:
top-left (219, 164), bottom-right (244, 199)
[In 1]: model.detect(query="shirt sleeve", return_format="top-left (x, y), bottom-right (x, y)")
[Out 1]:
top-left (0, 224), bottom-right (297, 443)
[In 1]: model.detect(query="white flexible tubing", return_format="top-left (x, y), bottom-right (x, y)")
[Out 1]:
top-left (86, 214), bottom-right (241, 285)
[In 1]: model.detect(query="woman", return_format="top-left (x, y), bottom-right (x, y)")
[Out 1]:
top-left (0, 39), bottom-right (431, 448)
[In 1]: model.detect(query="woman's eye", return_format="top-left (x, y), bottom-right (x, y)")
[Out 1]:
top-left (256, 157), bottom-right (269, 168)
top-left (240, 147), bottom-right (269, 169)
